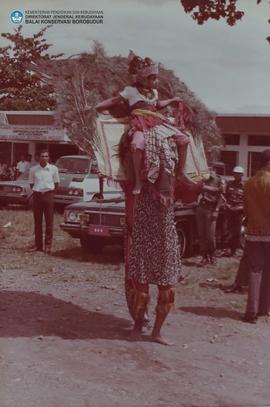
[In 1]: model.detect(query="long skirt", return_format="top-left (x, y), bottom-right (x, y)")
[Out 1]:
top-left (127, 184), bottom-right (181, 286)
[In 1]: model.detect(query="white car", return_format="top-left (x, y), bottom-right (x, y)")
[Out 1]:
top-left (54, 155), bottom-right (119, 208)
top-left (0, 170), bottom-right (33, 208)
top-left (70, 175), bottom-right (121, 202)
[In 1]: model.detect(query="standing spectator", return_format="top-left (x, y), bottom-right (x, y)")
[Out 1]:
top-left (0, 158), bottom-right (8, 180)
top-left (6, 162), bottom-right (17, 180)
top-left (29, 150), bottom-right (60, 254)
top-left (224, 241), bottom-right (249, 293)
top-left (196, 167), bottom-right (225, 266)
top-left (26, 154), bottom-right (32, 166)
top-left (16, 154), bottom-right (28, 175)
top-left (243, 150), bottom-right (270, 323)
top-left (5, 162), bottom-right (15, 180)
top-left (224, 166), bottom-right (244, 256)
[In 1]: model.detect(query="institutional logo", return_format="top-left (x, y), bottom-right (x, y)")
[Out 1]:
top-left (10, 10), bottom-right (24, 24)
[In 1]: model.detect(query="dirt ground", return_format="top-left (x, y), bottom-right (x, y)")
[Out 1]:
top-left (0, 209), bottom-right (270, 407)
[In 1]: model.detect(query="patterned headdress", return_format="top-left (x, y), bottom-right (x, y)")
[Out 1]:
top-left (128, 50), bottom-right (158, 79)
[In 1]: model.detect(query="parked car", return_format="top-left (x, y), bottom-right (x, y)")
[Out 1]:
top-left (60, 200), bottom-right (96, 238)
top-left (80, 197), bottom-right (126, 252)
top-left (61, 196), bottom-right (245, 257)
top-left (59, 131), bottom-right (243, 256)
top-left (54, 155), bottom-right (120, 208)
top-left (0, 169), bottom-right (33, 208)
top-left (79, 199), bottom-right (200, 256)
top-left (61, 197), bottom-right (201, 257)
top-left (60, 195), bottom-right (124, 235)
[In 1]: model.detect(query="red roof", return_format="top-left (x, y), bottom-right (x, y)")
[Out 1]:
top-left (216, 115), bottom-right (270, 134)
top-left (6, 113), bottom-right (55, 126)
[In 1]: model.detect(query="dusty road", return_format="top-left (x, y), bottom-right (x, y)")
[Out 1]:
top-left (0, 209), bottom-right (270, 407)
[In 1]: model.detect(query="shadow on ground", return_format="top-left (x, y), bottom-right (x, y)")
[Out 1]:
top-left (52, 245), bottom-right (124, 264)
top-left (0, 290), bottom-right (131, 340)
top-left (179, 306), bottom-right (242, 321)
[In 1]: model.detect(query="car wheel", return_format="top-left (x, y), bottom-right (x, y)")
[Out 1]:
top-left (80, 235), bottom-right (104, 253)
top-left (176, 223), bottom-right (191, 258)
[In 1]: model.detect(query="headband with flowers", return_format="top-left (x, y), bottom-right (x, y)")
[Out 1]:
top-left (128, 50), bottom-right (159, 79)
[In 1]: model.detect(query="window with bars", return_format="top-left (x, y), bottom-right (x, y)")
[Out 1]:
top-left (248, 135), bottom-right (270, 146)
top-left (223, 134), bottom-right (240, 145)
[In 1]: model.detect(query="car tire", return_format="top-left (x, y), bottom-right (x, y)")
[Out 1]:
top-left (176, 222), bottom-right (191, 258)
top-left (80, 235), bottom-right (105, 253)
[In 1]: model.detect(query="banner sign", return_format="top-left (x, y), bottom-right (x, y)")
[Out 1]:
top-left (0, 125), bottom-right (66, 141)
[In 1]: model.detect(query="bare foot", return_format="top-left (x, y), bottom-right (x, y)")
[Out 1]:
top-left (150, 335), bottom-right (174, 346)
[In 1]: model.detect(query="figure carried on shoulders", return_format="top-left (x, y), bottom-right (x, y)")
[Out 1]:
top-left (96, 51), bottom-right (194, 203)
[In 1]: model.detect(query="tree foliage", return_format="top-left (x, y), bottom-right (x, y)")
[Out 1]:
top-left (0, 27), bottom-right (223, 159)
top-left (0, 25), bottom-right (63, 110)
top-left (180, 0), bottom-right (270, 42)
top-left (32, 43), bottom-right (222, 160)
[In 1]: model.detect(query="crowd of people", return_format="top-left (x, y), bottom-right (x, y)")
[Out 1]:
top-left (196, 164), bottom-right (244, 267)
top-left (2, 51), bottom-right (268, 343)
top-left (0, 153), bottom-right (39, 181)
top-left (196, 155), bottom-right (270, 325)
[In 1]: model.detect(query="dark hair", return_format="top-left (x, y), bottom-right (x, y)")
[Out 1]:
top-left (260, 149), bottom-right (270, 168)
top-left (40, 149), bottom-right (49, 156)
top-left (129, 55), bottom-right (143, 74)
top-left (117, 130), bottom-right (135, 181)
top-left (128, 55), bottom-right (156, 75)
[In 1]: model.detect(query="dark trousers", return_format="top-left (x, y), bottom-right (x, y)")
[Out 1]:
top-left (33, 191), bottom-right (54, 250)
top-left (196, 205), bottom-right (217, 255)
top-left (226, 210), bottom-right (243, 253)
top-left (245, 241), bottom-right (270, 315)
top-left (234, 245), bottom-right (249, 286)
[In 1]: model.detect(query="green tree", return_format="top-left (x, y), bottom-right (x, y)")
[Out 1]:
top-left (180, 0), bottom-right (270, 42)
top-left (33, 42), bottom-right (222, 160)
top-left (0, 25), bottom-right (63, 110)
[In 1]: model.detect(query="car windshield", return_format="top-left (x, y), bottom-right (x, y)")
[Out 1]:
top-left (56, 157), bottom-right (90, 174)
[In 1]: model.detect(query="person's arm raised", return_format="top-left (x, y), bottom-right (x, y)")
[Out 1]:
top-left (96, 96), bottom-right (123, 113)
top-left (157, 96), bottom-right (182, 110)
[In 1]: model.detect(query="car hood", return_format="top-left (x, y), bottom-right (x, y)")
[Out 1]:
top-left (58, 172), bottom-right (86, 187)
top-left (0, 179), bottom-right (30, 187)
top-left (64, 198), bottom-right (197, 214)
top-left (65, 197), bottom-right (125, 211)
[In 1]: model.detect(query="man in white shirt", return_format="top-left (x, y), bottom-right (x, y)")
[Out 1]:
top-left (16, 155), bottom-right (29, 175)
top-left (29, 150), bottom-right (60, 254)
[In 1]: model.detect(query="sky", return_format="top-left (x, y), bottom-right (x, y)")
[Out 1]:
top-left (0, 0), bottom-right (269, 114)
